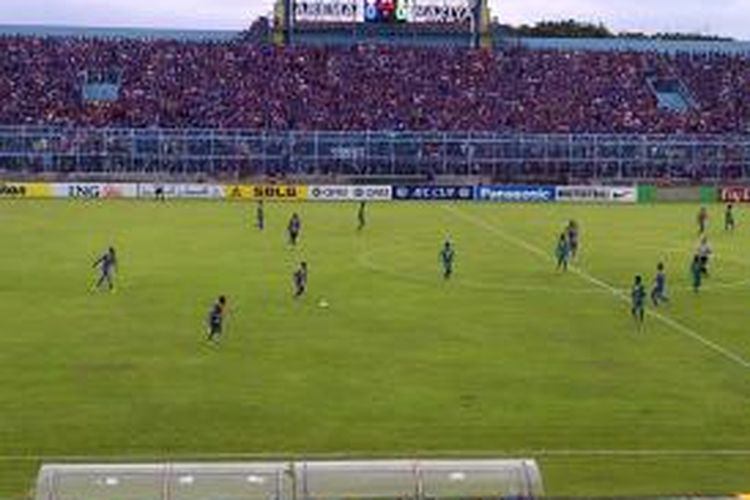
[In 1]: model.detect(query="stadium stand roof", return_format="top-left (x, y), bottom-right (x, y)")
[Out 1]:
top-left (507, 36), bottom-right (750, 55)
top-left (1, 24), bottom-right (750, 54)
top-left (0, 24), bottom-right (238, 41)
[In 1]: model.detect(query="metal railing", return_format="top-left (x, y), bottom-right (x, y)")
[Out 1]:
top-left (1, 126), bottom-right (749, 181)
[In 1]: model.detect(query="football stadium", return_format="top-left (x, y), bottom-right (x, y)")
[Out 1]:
top-left (1, 0), bottom-right (750, 498)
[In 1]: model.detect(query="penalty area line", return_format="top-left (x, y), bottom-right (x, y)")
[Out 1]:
top-left (444, 206), bottom-right (750, 370)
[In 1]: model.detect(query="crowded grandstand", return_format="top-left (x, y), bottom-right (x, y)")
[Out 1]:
top-left (1, 36), bottom-right (749, 133)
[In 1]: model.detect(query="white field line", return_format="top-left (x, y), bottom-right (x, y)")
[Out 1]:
top-left (3, 449), bottom-right (750, 461)
top-left (444, 206), bottom-right (750, 370)
top-left (359, 241), bottom-right (750, 293)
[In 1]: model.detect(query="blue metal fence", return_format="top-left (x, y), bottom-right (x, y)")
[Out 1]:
top-left (0, 126), bottom-right (748, 181)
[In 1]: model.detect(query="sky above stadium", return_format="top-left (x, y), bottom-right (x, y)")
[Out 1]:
top-left (0, 0), bottom-right (747, 40)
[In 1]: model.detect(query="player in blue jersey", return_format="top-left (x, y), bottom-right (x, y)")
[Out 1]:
top-left (556, 233), bottom-right (570, 271)
top-left (357, 201), bottom-right (367, 231)
top-left (92, 246), bottom-right (117, 291)
top-left (256, 200), bottom-right (265, 231)
top-left (631, 275), bottom-right (646, 325)
top-left (154, 184), bottom-right (166, 202)
top-left (566, 220), bottom-right (580, 260)
top-left (440, 240), bottom-right (455, 279)
top-left (651, 262), bottom-right (669, 306)
top-left (725, 203), bottom-right (735, 231)
top-left (293, 262), bottom-right (308, 298)
top-left (697, 206), bottom-right (708, 235)
top-left (206, 295), bottom-right (227, 343)
top-left (690, 255), bottom-right (703, 293)
top-left (288, 212), bottom-right (301, 246)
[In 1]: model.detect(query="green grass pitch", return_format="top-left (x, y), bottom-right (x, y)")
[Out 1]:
top-left (1, 199), bottom-right (749, 498)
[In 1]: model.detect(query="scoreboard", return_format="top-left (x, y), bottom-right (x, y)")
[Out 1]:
top-left (365, 0), bottom-right (400, 23)
top-left (293, 0), bottom-right (474, 24)
top-left (365, 0), bottom-right (473, 24)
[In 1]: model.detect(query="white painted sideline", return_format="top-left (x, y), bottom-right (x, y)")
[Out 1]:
top-left (444, 206), bottom-right (750, 370)
top-left (3, 449), bottom-right (750, 461)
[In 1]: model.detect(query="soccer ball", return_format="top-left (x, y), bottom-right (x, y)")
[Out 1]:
top-left (318, 299), bottom-right (329, 309)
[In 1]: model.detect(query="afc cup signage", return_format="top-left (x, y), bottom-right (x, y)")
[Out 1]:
top-left (393, 185), bottom-right (474, 200)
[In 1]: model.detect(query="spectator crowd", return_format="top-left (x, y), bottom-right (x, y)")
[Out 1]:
top-left (1, 35), bottom-right (749, 134)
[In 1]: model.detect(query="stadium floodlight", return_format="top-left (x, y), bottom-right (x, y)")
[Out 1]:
top-left (35, 458), bottom-right (543, 499)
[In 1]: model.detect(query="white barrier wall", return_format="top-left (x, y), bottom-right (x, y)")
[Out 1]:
top-left (2, 182), bottom-right (638, 203)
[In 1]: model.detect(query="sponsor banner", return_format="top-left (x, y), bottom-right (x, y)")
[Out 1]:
top-left (720, 186), bottom-right (750, 203)
top-left (392, 185), bottom-right (474, 201)
top-left (308, 185), bottom-right (392, 201)
top-left (557, 186), bottom-right (636, 204)
top-left (56, 183), bottom-right (138, 199)
top-left (0, 183), bottom-right (28, 198)
top-left (248, 185), bottom-right (307, 201)
top-left (26, 183), bottom-right (54, 198)
top-left (56, 183), bottom-right (220, 200)
top-left (137, 183), bottom-right (180, 199)
top-left (350, 185), bottom-right (392, 201)
top-left (637, 185), bottom-right (657, 204)
top-left (700, 186), bottom-right (717, 203)
top-left (477, 185), bottom-right (557, 203)
top-left (653, 186), bottom-right (701, 203)
top-left (308, 185), bottom-right (349, 201)
top-left (177, 184), bottom-right (225, 199)
top-left (224, 185), bottom-right (254, 200)
top-left (598, 186), bottom-right (637, 203)
top-left (0, 182), bottom-right (53, 198)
